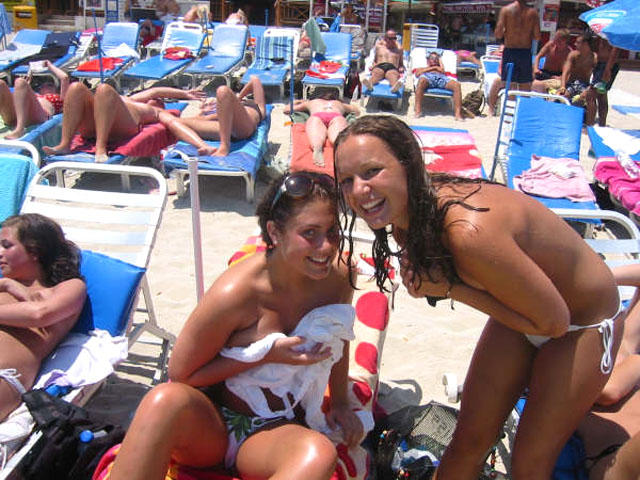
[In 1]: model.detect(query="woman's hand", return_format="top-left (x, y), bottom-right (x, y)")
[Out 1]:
top-left (263, 337), bottom-right (332, 365)
top-left (186, 89), bottom-right (206, 101)
top-left (0, 278), bottom-right (30, 301)
top-left (326, 403), bottom-right (364, 447)
top-left (400, 255), bottom-right (450, 298)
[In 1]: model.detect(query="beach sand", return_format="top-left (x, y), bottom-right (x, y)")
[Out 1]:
top-left (88, 70), bottom-right (640, 453)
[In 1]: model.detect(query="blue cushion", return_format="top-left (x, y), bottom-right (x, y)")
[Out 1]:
top-left (72, 250), bottom-right (145, 336)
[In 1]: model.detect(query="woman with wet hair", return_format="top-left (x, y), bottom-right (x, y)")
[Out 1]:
top-left (0, 213), bottom-right (86, 420)
top-left (334, 114), bottom-right (623, 479)
top-left (109, 171), bottom-right (363, 480)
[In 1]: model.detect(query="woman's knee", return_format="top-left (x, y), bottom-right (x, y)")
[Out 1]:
top-left (294, 431), bottom-right (338, 473)
top-left (215, 85), bottom-right (234, 101)
top-left (13, 77), bottom-right (29, 92)
top-left (138, 382), bottom-right (200, 420)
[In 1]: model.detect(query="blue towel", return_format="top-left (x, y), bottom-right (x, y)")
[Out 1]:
top-left (0, 153), bottom-right (38, 222)
top-left (252, 35), bottom-right (293, 70)
top-left (0, 4), bottom-right (10, 44)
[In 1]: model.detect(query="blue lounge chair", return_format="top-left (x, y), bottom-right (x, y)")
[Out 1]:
top-left (162, 105), bottom-right (273, 202)
top-left (360, 38), bottom-right (406, 111)
top-left (0, 29), bottom-right (50, 83)
top-left (493, 93), bottom-right (598, 213)
top-left (11, 31), bottom-right (81, 82)
top-left (184, 24), bottom-right (248, 88)
top-left (71, 22), bottom-right (141, 90)
top-left (301, 32), bottom-right (351, 100)
top-left (241, 30), bottom-right (296, 99)
top-left (124, 21), bottom-right (206, 89)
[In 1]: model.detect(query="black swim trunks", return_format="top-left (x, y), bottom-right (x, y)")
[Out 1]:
top-left (373, 62), bottom-right (398, 73)
top-left (535, 68), bottom-right (562, 81)
top-left (501, 47), bottom-right (533, 84)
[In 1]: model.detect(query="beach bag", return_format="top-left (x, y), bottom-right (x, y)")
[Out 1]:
top-left (373, 402), bottom-right (459, 479)
top-left (19, 389), bottom-right (125, 480)
top-left (461, 88), bottom-right (484, 117)
top-left (346, 68), bottom-right (361, 100)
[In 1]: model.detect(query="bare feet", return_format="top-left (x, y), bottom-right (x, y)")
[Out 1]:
top-left (43, 145), bottom-right (72, 156)
top-left (454, 116), bottom-right (465, 122)
top-left (414, 110), bottom-right (422, 118)
top-left (197, 144), bottom-right (229, 157)
top-left (313, 147), bottom-right (325, 167)
top-left (390, 79), bottom-right (403, 93)
top-left (95, 153), bottom-right (109, 163)
top-left (5, 128), bottom-right (24, 140)
top-left (362, 77), bottom-right (373, 91)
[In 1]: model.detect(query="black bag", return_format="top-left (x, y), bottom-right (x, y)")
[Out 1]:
top-left (19, 389), bottom-right (125, 480)
top-left (346, 69), bottom-right (361, 100)
top-left (373, 402), bottom-right (459, 479)
top-left (40, 32), bottom-right (79, 58)
top-left (461, 88), bottom-right (485, 117)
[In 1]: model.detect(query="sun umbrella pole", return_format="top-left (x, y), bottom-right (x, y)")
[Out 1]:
top-left (188, 158), bottom-right (205, 302)
top-left (490, 62), bottom-right (513, 180)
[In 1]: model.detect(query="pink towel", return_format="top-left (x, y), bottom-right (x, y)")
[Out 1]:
top-left (594, 158), bottom-right (640, 211)
top-left (513, 155), bottom-right (595, 202)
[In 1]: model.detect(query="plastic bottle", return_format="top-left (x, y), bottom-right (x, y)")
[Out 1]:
top-left (77, 429), bottom-right (108, 456)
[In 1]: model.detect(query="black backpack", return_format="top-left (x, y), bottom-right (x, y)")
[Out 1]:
top-left (19, 389), bottom-right (125, 480)
top-left (30, 32), bottom-right (79, 62)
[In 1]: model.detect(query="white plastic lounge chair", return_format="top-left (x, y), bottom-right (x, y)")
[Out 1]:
top-left (19, 162), bottom-right (175, 376)
top-left (410, 47), bottom-right (458, 114)
top-left (124, 21), bottom-right (206, 90)
top-left (71, 22), bottom-right (141, 91)
top-left (409, 23), bottom-right (439, 50)
top-left (183, 23), bottom-right (248, 88)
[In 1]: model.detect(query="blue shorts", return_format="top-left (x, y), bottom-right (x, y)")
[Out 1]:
top-left (421, 72), bottom-right (449, 90)
top-left (501, 47), bottom-right (533, 84)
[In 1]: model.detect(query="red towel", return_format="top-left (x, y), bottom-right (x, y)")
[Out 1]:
top-left (76, 57), bottom-right (124, 72)
top-left (423, 143), bottom-right (483, 178)
top-left (290, 123), bottom-right (335, 177)
top-left (163, 46), bottom-right (194, 60)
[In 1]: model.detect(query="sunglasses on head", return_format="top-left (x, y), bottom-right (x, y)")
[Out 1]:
top-left (270, 172), bottom-right (335, 212)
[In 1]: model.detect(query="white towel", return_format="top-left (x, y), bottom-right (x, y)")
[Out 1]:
top-left (221, 304), bottom-right (356, 439)
top-left (595, 126), bottom-right (640, 156)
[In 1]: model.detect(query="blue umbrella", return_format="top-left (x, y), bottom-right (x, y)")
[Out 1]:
top-left (580, 0), bottom-right (640, 52)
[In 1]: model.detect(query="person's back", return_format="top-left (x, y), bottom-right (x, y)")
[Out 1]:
top-left (499, 0), bottom-right (539, 49)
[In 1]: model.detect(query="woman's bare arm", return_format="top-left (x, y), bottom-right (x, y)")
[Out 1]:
top-left (0, 278), bottom-right (86, 328)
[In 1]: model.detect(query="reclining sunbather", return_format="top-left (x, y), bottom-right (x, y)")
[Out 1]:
top-left (157, 76), bottom-right (266, 157)
top-left (0, 213), bottom-right (86, 421)
top-left (107, 171), bottom-right (363, 480)
top-left (43, 83), bottom-right (205, 162)
top-left (0, 60), bottom-right (69, 140)
top-left (283, 90), bottom-right (360, 166)
top-left (413, 51), bottom-right (463, 121)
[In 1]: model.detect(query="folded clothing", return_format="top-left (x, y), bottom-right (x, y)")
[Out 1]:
top-left (513, 155), bottom-right (595, 203)
top-left (76, 57), bottom-right (124, 72)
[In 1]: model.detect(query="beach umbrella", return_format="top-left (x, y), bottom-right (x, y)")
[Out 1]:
top-left (580, 0), bottom-right (640, 52)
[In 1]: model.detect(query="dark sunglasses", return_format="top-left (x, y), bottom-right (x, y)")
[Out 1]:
top-left (270, 172), bottom-right (335, 211)
top-left (386, 35), bottom-right (397, 40)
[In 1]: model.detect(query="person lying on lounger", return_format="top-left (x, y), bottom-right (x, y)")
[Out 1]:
top-left (42, 83), bottom-right (205, 162)
top-left (107, 171), bottom-right (363, 480)
top-left (0, 213), bottom-right (86, 421)
top-left (157, 76), bottom-right (267, 157)
top-left (0, 60), bottom-right (69, 140)
top-left (413, 51), bottom-right (463, 121)
top-left (361, 29), bottom-right (404, 93)
top-left (283, 90), bottom-right (360, 166)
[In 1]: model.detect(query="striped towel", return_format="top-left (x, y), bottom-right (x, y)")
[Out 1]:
top-left (252, 35), bottom-right (293, 70)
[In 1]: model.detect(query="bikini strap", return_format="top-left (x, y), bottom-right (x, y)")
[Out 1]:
top-left (0, 368), bottom-right (26, 395)
top-left (598, 318), bottom-right (615, 375)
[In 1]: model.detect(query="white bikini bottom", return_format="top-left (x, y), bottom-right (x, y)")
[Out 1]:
top-left (524, 304), bottom-right (623, 374)
top-left (0, 369), bottom-right (26, 395)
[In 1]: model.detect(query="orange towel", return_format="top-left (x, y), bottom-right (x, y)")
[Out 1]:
top-left (290, 123), bottom-right (335, 177)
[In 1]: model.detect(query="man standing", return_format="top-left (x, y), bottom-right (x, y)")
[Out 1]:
top-left (489, 0), bottom-right (540, 114)
top-left (362, 29), bottom-right (404, 93)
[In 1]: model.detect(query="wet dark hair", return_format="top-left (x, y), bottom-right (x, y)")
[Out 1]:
top-left (2, 213), bottom-right (82, 287)
top-left (256, 171), bottom-right (338, 251)
top-left (578, 32), bottom-right (595, 51)
top-left (333, 115), bottom-right (491, 292)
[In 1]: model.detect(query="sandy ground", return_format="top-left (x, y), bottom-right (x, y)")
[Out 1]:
top-left (87, 69), bottom-right (640, 449)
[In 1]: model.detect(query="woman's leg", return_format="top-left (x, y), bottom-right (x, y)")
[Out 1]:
top-left (436, 319), bottom-right (534, 480)
top-left (213, 84), bottom-right (256, 156)
top-left (109, 382), bottom-right (227, 480)
top-left (43, 82), bottom-right (96, 155)
top-left (510, 318), bottom-right (624, 478)
top-left (306, 115), bottom-right (329, 166)
top-left (158, 112), bottom-right (221, 156)
top-left (0, 79), bottom-right (16, 127)
top-left (93, 83), bottom-right (141, 160)
top-left (327, 116), bottom-right (348, 144)
top-left (5, 77), bottom-right (51, 139)
top-left (236, 423), bottom-right (337, 480)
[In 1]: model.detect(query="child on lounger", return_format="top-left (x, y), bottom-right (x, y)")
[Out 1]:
top-left (0, 214), bottom-right (86, 421)
top-left (108, 171), bottom-right (364, 480)
top-left (0, 60), bottom-right (69, 140)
